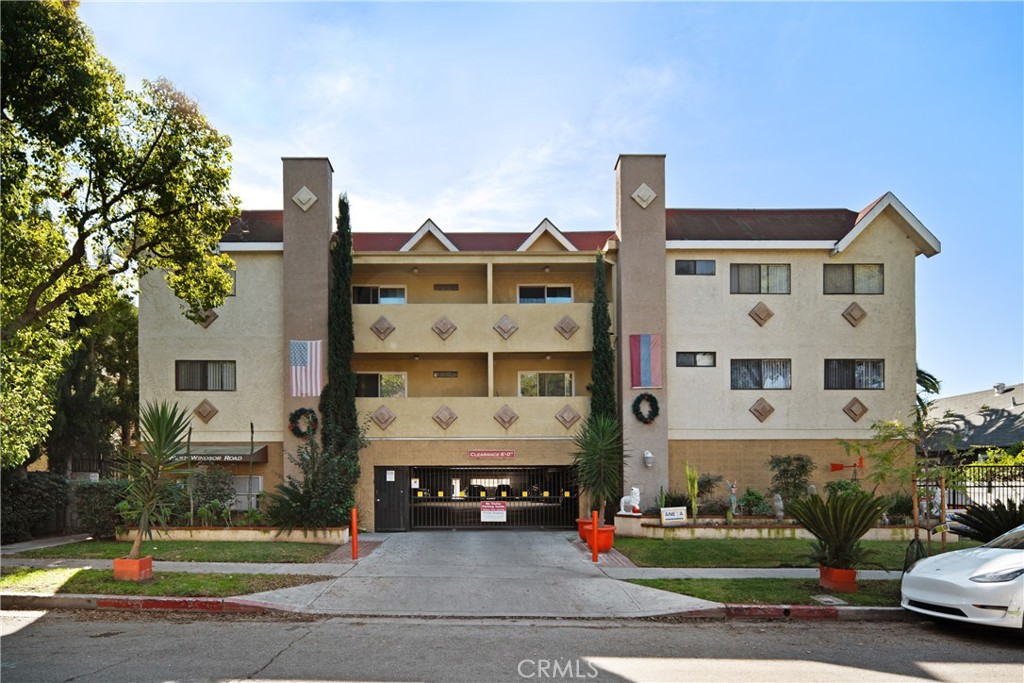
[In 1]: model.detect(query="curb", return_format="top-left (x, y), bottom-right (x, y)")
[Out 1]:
top-left (2, 593), bottom-right (274, 614)
top-left (724, 604), bottom-right (914, 621)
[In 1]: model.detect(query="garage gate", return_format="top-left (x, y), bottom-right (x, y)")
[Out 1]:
top-left (374, 466), bottom-right (578, 531)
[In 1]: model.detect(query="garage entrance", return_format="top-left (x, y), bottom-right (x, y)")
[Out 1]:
top-left (408, 466), bottom-right (577, 529)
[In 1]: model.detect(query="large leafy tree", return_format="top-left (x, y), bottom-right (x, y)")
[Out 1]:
top-left (1, 1), bottom-right (239, 468)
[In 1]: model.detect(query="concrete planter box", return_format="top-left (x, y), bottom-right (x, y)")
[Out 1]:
top-left (614, 513), bottom-right (916, 541)
top-left (116, 526), bottom-right (349, 545)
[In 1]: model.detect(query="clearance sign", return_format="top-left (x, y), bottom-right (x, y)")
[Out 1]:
top-left (467, 450), bottom-right (515, 459)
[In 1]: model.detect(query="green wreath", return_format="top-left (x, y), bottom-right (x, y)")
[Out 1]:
top-left (632, 393), bottom-right (659, 425)
top-left (288, 407), bottom-right (319, 439)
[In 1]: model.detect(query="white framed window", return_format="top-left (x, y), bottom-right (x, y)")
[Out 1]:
top-left (232, 475), bottom-right (263, 511)
top-left (675, 260), bottom-right (716, 276)
top-left (355, 372), bottom-right (407, 398)
top-left (518, 285), bottom-right (573, 304)
top-left (518, 371), bottom-right (574, 397)
top-left (730, 359), bottom-right (791, 390)
top-left (353, 286), bottom-right (406, 304)
top-left (730, 264), bottom-right (791, 294)
top-left (175, 360), bottom-right (236, 391)
top-left (823, 264), bottom-right (884, 294)
top-left (825, 359), bottom-right (885, 390)
top-left (676, 352), bottom-right (716, 367)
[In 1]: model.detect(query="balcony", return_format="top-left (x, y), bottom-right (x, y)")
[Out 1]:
top-left (354, 303), bottom-right (599, 354)
top-left (357, 396), bottom-right (589, 439)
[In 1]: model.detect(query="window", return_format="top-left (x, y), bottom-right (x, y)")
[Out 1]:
top-left (825, 360), bottom-right (885, 390)
top-left (675, 260), bottom-right (716, 276)
top-left (355, 372), bottom-right (407, 397)
top-left (433, 283), bottom-right (459, 291)
top-left (518, 285), bottom-right (573, 303)
top-left (175, 361), bottom-right (236, 391)
top-left (730, 264), bottom-right (791, 294)
top-left (676, 352), bottom-right (716, 367)
top-left (232, 476), bottom-right (263, 511)
top-left (352, 286), bottom-right (406, 304)
top-left (730, 359), bottom-right (791, 390)
top-left (823, 264), bottom-right (884, 294)
top-left (519, 372), bottom-right (574, 397)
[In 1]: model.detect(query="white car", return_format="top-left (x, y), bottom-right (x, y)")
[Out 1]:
top-left (901, 523), bottom-right (1024, 629)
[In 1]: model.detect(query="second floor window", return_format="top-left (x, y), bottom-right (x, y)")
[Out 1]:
top-left (731, 359), bottom-right (791, 390)
top-left (823, 264), bottom-right (884, 294)
top-left (353, 286), bottom-right (406, 304)
top-left (676, 352), bottom-right (716, 367)
top-left (825, 359), bottom-right (885, 390)
top-left (356, 372), bottom-right (407, 397)
top-left (675, 259), bottom-right (716, 276)
top-left (730, 264), bottom-right (791, 294)
top-left (519, 371), bottom-right (574, 397)
top-left (175, 360), bottom-right (236, 391)
top-left (518, 285), bottom-right (572, 304)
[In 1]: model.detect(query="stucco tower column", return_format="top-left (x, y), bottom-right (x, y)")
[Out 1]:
top-left (615, 154), bottom-right (668, 510)
top-left (282, 157), bottom-right (333, 480)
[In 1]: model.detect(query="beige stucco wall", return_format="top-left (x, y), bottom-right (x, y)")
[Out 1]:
top-left (138, 251), bottom-right (285, 445)
top-left (664, 210), bottom-right (919, 441)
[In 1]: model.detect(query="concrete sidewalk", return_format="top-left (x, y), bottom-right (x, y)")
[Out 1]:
top-left (1, 531), bottom-right (910, 621)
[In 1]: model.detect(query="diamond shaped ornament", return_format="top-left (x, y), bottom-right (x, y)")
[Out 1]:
top-left (370, 405), bottom-right (397, 430)
top-left (843, 397), bottom-right (869, 422)
top-left (193, 399), bottom-right (219, 423)
top-left (631, 183), bottom-right (657, 209)
top-left (432, 404), bottom-right (458, 430)
top-left (493, 315), bottom-right (519, 340)
top-left (749, 398), bottom-right (775, 423)
top-left (842, 302), bottom-right (867, 327)
top-left (493, 404), bottom-right (519, 430)
top-left (432, 316), bottom-right (457, 340)
top-left (554, 315), bottom-right (579, 340)
top-left (748, 302), bottom-right (774, 327)
top-left (291, 185), bottom-right (318, 212)
top-left (555, 404), bottom-right (582, 429)
top-left (371, 316), bottom-right (396, 340)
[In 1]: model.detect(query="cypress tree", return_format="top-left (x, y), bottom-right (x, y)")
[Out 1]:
top-left (589, 253), bottom-right (616, 420)
top-left (318, 194), bottom-right (361, 516)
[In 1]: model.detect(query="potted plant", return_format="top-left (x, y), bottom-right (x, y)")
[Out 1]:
top-left (572, 414), bottom-right (627, 552)
top-left (784, 489), bottom-right (887, 593)
top-left (113, 401), bottom-right (191, 581)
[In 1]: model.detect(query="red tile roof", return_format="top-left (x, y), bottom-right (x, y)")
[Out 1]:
top-left (223, 210), bottom-right (284, 242)
top-left (665, 209), bottom-right (859, 241)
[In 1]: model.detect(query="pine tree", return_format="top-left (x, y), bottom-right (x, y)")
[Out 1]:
top-left (589, 253), bottom-right (616, 420)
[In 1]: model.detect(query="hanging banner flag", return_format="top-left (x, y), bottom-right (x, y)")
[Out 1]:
top-left (289, 339), bottom-right (323, 397)
top-left (630, 334), bottom-right (663, 389)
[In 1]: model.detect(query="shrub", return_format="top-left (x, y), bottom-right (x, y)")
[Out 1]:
top-left (192, 466), bottom-right (236, 517)
top-left (701, 496), bottom-right (729, 515)
top-left (951, 499), bottom-right (1024, 543)
top-left (73, 479), bottom-right (128, 539)
top-left (737, 488), bottom-right (772, 516)
top-left (697, 473), bottom-right (723, 499)
top-left (1, 471), bottom-right (71, 543)
top-left (824, 479), bottom-right (862, 498)
top-left (882, 491), bottom-right (914, 518)
top-left (767, 454), bottom-right (816, 502)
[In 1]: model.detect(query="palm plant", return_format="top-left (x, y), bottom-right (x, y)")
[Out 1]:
top-left (118, 401), bottom-right (191, 559)
top-left (951, 499), bottom-right (1024, 543)
top-left (784, 490), bottom-right (887, 569)
top-left (571, 414), bottom-right (626, 525)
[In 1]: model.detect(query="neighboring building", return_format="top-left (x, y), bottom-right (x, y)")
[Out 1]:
top-left (924, 383), bottom-right (1024, 454)
top-left (139, 154), bottom-right (940, 529)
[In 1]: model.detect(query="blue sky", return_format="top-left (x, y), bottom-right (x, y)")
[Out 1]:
top-left (78, 1), bottom-right (1022, 400)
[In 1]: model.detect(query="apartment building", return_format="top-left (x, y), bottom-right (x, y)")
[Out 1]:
top-left (138, 155), bottom-right (939, 530)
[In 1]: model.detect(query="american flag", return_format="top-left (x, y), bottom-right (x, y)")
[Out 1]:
top-left (630, 334), bottom-right (663, 389)
top-left (289, 340), bottom-right (323, 397)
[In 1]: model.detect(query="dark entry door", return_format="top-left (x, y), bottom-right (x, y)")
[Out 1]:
top-left (374, 466), bottom-right (409, 531)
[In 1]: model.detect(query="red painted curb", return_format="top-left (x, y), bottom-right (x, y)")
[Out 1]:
top-left (725, 604), bottom-right (839, 620)
top-left (94, 597), bottom-right (267, 613)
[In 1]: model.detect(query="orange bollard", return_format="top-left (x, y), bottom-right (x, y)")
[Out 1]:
top-left (351, 507), bottom-right (359, 560)
top-left (591, 509), bottom-right (599, 563)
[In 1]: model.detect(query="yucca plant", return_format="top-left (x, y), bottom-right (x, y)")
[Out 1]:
top-left (572, 414), bottom-right (627, 526)
top-left (951, 499), bottom-right (1024, 543)
top-left (785, 490), bottom-right (887, 569)
top-left (118, 401), bottom-right (192, 560)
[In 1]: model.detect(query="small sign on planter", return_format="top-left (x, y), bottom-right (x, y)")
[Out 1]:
top-left (660, 506), bottom-right (687, 526)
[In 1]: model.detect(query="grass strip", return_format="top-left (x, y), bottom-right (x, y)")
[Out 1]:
top-left (0, 565), bottom-right (334, 598)
top-left (629, 577), bottom-right (902, 607)
top-left (614, 537), bottom-right (978, 570)
top-left (11, 540), bottom-right (339, 564)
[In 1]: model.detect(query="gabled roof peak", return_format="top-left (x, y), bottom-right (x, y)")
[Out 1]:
top-left (517, 218), bottom-right (577, 252)
top-left (835, 191), bottom-right (940, 258)
top-left (399, 219), bottom-right (459, 252)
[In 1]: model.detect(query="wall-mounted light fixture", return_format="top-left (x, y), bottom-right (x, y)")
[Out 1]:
top-left (412, 267), bottom-right (419, 274)
top-left (643, 450), bottom-right (654, 468)
top-left (544, 266), bottom-right (550, 273)
top-left (413, 355), bottom-right (420, 361)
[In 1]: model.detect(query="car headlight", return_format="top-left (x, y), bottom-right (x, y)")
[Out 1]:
top-left (969, 568), bottom-right (1024, 583)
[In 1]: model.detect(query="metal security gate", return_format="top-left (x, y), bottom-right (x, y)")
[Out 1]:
top-left (410, 466), bottom-right (577, 529)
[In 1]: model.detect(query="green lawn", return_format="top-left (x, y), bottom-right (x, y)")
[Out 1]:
top-left (0, 565), bottom-right (333, 598)
top-left (11, 540), bottom-right (339, 564)
top-left (629, 578), bottom-right (902, 607)
top-left (613, 537), bottom-right (978, 570)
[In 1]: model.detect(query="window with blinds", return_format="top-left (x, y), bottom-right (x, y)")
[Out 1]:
top-left (675, 260), bottom-right (716, 276)
top-left (730, 359), bottom-right (791, 389)
top-left (824, 264), bottom-right (883, 294)
top-left (730, 264), bottom-right (791, 294)
top-left (824, 360), bottom-right (885, 389)
top-left (175, 361), bottom-right (236, 391)
top-left (676, 352), bottom-right (716, 367)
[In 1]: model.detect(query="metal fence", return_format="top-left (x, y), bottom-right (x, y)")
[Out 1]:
top-left (410, 466), bottom-right (578, 529)
top-left (948, 465), bottom-right (1024, 508)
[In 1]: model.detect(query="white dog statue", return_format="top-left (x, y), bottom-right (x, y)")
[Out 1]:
top-left (619, 486), bottom-right (641, 515)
